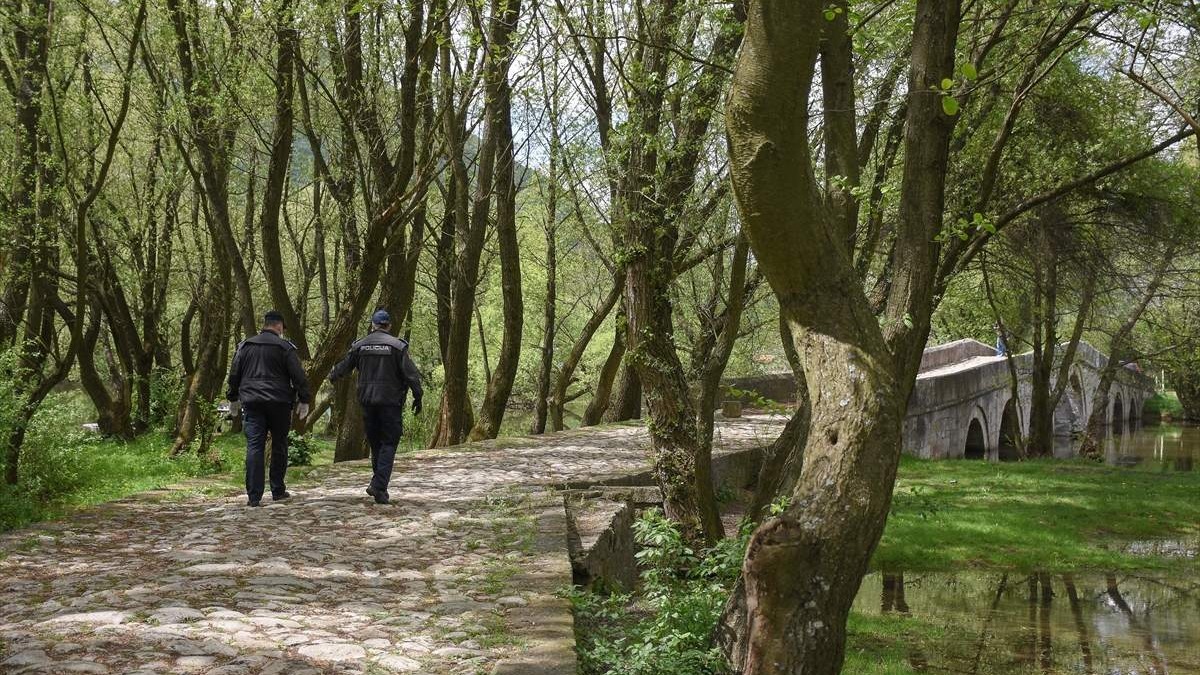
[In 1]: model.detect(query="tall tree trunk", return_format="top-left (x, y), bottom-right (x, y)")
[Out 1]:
top-left (171, 285), bottom-right (229, 456)
top-left (532, 120), bottom-right (560, 435)
top-left (718, 0), bottom-right (958, 669)
top-left (554, 271), bottom-right (623, 430)
top-left (258, 0), bottom-right (307, 356)
top-left (582, 331), bottom-right (624, 426)
top-left (1079, 245), bottom-right (1175, 455)
top-left (78, 303), bottom-right (134, 439)
top-left (428, 0), bottom-right (507, 447)
top-left (166, 0), bottom-right (255, 338)
top-left (2, 0), bottom-right (87, 482)
top-left (334, 375), bottom-right (369, 461)
top-left (471, 0), bottom-right (524, 441)
top-left (621, 0), bottom-right (723, 547)
top-left (604, 358), bottom-right (642, 423)
top-left (692, 236), bottom-right (752, 539)
top-left (1028, 237), bottom-right (1095, 456)
top-left (1026, 238), bottom-right (1058, 456)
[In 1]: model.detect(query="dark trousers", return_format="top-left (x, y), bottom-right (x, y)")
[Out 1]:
top-left (243, 402), bottom-right (292, 501)
top-left (362, 404), bottom-right (402, 494)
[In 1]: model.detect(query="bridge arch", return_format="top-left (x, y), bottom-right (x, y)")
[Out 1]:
top-left (964, 406), bottom-right (989, 460)
top-left (895, 338), bottom-right (1155, 458)
top-left (1068, 366), bottom-right (1088, 421)
top-left (1112, 394), bottom-right (1126, 432)
top-left (998, 397), bottom-right (1021, 461)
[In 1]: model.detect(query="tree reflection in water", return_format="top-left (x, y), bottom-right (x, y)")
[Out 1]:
top-left (855, 570), bottom-right (1196, 673)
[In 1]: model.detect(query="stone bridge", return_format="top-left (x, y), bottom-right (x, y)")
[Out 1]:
top-left (905, 339), bottom-right (1155, 460)
top-left (725, 338), bottom-right (1157, 461)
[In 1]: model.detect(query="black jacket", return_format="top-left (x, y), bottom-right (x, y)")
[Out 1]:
top-left (226, 330), bottom-right (311, 405)
top-left (329, 330), bottom-right (423, 407)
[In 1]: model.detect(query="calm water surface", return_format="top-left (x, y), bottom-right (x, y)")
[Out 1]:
top-left (853, 571), bottom-right (1200, 674)
top-left (1052, 422), bottom-right (1199, 472)
top-left (853, 424), bottom-right (1200, 673)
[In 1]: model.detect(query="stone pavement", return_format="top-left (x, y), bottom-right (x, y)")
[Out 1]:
top-left (0, 417), bottom-right (783, 675)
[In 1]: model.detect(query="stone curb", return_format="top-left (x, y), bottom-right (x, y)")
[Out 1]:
top-left (490, 490), bottom-right (578, 675)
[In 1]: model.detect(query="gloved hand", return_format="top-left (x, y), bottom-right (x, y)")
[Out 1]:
top-left (230, 401), bottom-right (241, 418)
top-left (296, 402), bottom-right (310, 420)
top-left (412, 399), bottom-right (422, 415)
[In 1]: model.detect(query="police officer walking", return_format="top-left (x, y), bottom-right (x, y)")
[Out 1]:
top-left (329, 309), bottom-right (423, 505)
top-left (227, 310), bottom-right (311, 507)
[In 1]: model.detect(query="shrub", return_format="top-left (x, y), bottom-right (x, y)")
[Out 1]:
top-left (287, 431), bottom-right (316, 467)
top-left (1143, 391), bottom-right (1184, 418)
top-left (569, 509), bottom-right (750, 675)
top-left (0, 348), bottom-right (28, 476)
top-left (17, 395), bottom-right (97, 498)
top-left (148, 367), bottom-right (183, 427)
top-left (400, 403), bottom-right (431, 454)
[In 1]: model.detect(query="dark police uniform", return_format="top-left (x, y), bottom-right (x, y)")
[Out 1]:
top-left (329, 329), bottom-right (423, 502)
top-left (227, 330), bottom-right (311, 504)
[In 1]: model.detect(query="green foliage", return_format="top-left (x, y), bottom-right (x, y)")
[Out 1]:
top-left (570, 509), bottom-right (748, 675)
top-left (15, 394), bottom-right (96, 498)
top-left (721, 385), bottom-right (787, 416)
top-left (287, 431), bottom-right (316, 467)
top-left (935, 211), bottom-right (995, 243)
top-left (767, 494), bottom-right (791, 516)
top-left (888, 484), bottom-right (941, 521)
top-left (148, 367), bottom-right (183, 428)
top-left (0, 347), bottom-right (27, 464)
top-left (930, 77), bottom-right (959, 116)
top-left (1142, 391), bottom-right (1183, 417)
top-left (399, 405), bottom-right (432, 454)
top-left (0, 375), bottom-right (336, 531)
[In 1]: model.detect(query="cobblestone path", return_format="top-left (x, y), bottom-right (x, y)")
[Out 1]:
top-left (0, 418), bottom-right (782, 674)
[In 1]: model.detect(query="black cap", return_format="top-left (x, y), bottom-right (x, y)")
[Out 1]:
top-left (371, 309), bottom-right (392, 325)
top-left (264, 310), bottom-right (285, 326)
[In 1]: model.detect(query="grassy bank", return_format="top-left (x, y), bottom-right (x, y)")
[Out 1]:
top-left (1143, 390), bottom-right (1184, 417)
top-left (0, 430), bottom-right (334, 533)
top-left (575, 456), bottom-right (1200, 675)
top-left (879, 455), bottom-right (1200, 574)
top-left (847, 456), bottom-right (1199, 673)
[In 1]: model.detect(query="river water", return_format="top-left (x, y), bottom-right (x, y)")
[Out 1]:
top-left (852, 423), bottom-right (1199, 673)
top-left (1053, 422), bottom-right (1199, 472)
top-left (853, 571), bottom-right (1200, 674)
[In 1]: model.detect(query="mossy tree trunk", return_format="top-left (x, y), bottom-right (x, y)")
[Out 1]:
top-left (719, 0), bottom-right (960, 668)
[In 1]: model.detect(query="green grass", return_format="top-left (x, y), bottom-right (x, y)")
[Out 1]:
top-left (876, 455), bottom-right (1200, 575)
top-left (574, 456), bottom-right (1200, 674)
top-left (850, 451), bottom-right (1200, 673)
top-left (0, 431), bottom-right (334, 532)
top-left (844, 613), bottom-right (946, 675)
top-left (1143, 390), bottom-right (1184, 417)
top-left (849, 456), bottom-right (1200, 673)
